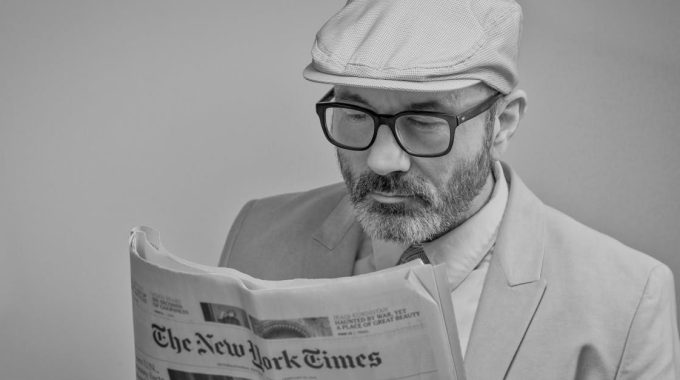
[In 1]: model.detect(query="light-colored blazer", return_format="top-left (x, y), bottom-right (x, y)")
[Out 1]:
top-left (219, 164), bottom-right (680, 379)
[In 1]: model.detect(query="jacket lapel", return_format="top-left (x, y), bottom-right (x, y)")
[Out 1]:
top-left (306, 193), bottom-right (368, 278)
top-left (464, 164), bottom-right (547, 379)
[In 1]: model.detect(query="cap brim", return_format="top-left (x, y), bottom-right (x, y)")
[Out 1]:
top-left (303, 64), bottom-right (480, 92)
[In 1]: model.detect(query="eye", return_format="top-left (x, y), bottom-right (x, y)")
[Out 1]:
top-left (345, 110), bottom-right (368, 121)
top-left (404, 116), bottom-right (446, 128)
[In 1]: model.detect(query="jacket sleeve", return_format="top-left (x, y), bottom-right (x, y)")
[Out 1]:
top-left (615, 264), bottom-right (680, 379)
top-left (218, 200), bottom-right (256, 267)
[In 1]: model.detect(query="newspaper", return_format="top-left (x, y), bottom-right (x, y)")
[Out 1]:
top-left (130, 226), bottom-right (466, 380)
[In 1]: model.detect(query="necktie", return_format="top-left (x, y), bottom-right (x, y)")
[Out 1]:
top-left (396, 243), bottom-right (430, 265)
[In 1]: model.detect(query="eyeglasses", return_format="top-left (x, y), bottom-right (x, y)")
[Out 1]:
top-left (315, 89), bottom-right (502, 157)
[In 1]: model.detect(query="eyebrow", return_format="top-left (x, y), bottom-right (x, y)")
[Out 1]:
top-left (336, 92), bottom-right (449, 112)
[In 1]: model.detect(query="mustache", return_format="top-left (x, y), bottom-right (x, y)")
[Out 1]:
top-left (351, 172), bottom-right (435, 205)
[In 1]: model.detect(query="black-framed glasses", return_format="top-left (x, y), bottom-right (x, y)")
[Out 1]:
top-left (315, 89), bottom-right (502, 157)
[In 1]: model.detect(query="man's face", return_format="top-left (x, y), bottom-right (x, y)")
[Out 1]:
top-left (335, 84), bottom-right (496, 245)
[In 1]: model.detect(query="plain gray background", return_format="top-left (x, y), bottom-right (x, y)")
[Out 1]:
top-left (1, 1), bottom-right (679, 379)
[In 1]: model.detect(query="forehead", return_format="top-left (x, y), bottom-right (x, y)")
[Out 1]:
top-left (334, 84), bottom-right (490, 112)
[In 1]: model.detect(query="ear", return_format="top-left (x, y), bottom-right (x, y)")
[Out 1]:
top-left (490, 88), bottom-right (527, 160)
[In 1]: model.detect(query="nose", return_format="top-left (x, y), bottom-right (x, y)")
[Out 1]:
top-left (366, 125), bottom-right (411, 176)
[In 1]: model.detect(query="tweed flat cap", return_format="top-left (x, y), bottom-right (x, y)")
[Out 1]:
top-left (303, 0), bottom-right (522, 94)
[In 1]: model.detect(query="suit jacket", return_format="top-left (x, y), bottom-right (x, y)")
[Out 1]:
top-left (219, 163), bottom-right (680, 379)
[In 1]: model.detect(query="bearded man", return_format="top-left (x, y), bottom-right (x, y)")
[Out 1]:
top-left (218, 0), bottom-right (680, 378)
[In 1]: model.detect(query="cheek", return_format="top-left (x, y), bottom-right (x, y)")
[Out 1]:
top-left (412, 160), bottom-right (456, 190)
top-left (410, 123), bottom-right (488, 189)
top-left (450, 121), bottom-right (487, 156)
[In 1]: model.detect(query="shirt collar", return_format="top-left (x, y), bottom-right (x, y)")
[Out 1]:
top-left (371, 161), bottom-right (509, 289)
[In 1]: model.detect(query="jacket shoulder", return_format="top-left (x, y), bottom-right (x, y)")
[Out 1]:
top-left (218, 183), bottom-right (352, 276)
top-left (542, 205), bottom-right (666, 284)
top-left (530, 206), bottom-right (680, 377)
top-left (539, 205), bottom-right (673, 338)
top-left (238, 182), bottom-right (349, 221)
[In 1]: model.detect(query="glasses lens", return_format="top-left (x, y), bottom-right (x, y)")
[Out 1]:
top-left (395, 115), bottom-right (451, 155)
top-left (325, 107), bottom-right (374, 149)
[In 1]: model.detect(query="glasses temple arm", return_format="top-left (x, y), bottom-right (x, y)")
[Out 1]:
top-left (457, 92), bottom-right (503, 124)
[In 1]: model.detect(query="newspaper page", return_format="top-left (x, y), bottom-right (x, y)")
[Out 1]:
top-left (130, 226), bottom-right (465, 380)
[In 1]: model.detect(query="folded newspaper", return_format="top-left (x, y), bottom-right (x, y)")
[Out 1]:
top-left (130, 226), bottom-right (466, 380)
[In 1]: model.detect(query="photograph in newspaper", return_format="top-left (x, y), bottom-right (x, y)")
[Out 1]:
top-left (168, 368), bottom-right (250, 380)
top-left (200, 303), bottom-right (251, 329)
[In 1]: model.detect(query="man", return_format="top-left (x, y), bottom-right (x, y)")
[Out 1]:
top-left (219, 0), bottom-right (680, 378)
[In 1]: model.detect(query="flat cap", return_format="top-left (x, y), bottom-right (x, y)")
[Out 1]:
top-left (304, 0), bottom-right (522, 93)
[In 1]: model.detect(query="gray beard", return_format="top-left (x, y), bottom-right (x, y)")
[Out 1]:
top-left (338, 146), bottom-right (492, 245)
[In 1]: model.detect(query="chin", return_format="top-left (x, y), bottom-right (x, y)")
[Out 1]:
top-left (356, 209), bottom-right (444, 244)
